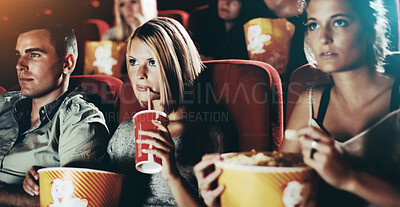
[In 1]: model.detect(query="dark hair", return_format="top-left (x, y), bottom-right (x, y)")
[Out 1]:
top-left (302, 0), bottom-right (390, 71)
top-left (19, 22), bottom-right (78, 59)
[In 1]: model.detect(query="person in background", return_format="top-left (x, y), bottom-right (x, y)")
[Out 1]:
top-left (102, 0), bottom-right (157, 42)
top-left (195, 0), bottom-right (400, 206)
top-left (107, 17), bottom-right (238, 206)
top-left (192, 0), bottom-right (249, 60)
top-left (244, 0), bottom-right (307, 67)
top-left (242, 0), bottom-right (307, 98)
top-left (0, 23), bottom-right (110, 206)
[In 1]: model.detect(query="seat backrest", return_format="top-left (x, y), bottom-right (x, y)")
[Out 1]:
top-left (0, 86), bottom-right (5, 95)
top-left (84, 19), bottom-right (110, 40)
top-left (73, 19), bottom-right (110, 75)
top-left (286, 64), bottom-right (332, 124)
top-left (202, 59), bottom-right (283, 151)
top-left (10, 75), bottom-right (123, 133)
top-left (69, 75), bottom-right (124, 133)
top-left (117, 60), bottom-right (283, 151)
top-left (69, 75), bottom-right (122, 106)
top-left (188, 4), bottom-right (210, 33)
top-left (9, 75), bottom-right (122, 100)
top-left (158, 10), bottom-right (190, 28)
top-left (118, 75), bottom-right (145, 123)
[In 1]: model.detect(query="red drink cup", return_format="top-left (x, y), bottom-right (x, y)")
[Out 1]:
top-left (133, 110), bottom-right (168, 174)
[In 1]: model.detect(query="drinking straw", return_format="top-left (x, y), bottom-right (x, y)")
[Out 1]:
top-left (147, 88), bottom-right (151, 110)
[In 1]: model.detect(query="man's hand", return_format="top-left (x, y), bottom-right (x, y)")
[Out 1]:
top-left (23, 166), bottom-right (43, 196)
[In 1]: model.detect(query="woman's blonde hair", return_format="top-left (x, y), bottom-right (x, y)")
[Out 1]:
top-left (127, 17), bottom-right (204, 114)
top-left (113, 0), bottom-right (157, 41)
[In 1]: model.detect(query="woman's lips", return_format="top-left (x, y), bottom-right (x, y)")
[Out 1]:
top-left (136, 85), bottom-right (150, 92)
top-left (136, 85), bottom-right (160, 94)
top-left (319, 51), bottom-right (338, 58)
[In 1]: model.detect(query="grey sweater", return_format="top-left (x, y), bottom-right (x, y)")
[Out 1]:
top-left (107, 118), bottom-right (198, 206)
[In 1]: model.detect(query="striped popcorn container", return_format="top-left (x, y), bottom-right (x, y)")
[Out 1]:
top-left (216, 154), bottom-right (318, 207)
top-left (38, 167), bottom-right (124, 207)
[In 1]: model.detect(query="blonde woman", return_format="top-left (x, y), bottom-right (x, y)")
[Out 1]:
top-left (107, 17), bottom-right (237, 206)
top-left (102, 0), bottom-right (157, 41)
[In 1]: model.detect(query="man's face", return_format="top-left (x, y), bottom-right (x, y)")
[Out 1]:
top-left (15, 29), bottom-right (65, 98)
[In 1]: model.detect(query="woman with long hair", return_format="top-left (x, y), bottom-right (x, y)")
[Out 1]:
top-left (107, 17), bottom-right (237, 206)
top-left (102, 0), bottom-right (157, 41)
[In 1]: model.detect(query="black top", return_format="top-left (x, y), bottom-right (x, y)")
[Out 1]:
top-left (316, 79), bottom-right (400, 126)
top-left (312, 79), bottom-right (400, 206)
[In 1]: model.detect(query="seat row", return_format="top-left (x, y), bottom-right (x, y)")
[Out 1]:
top-left (78, 8), bottom-right (198, 41)
top-left (2, 53), bottom-right (398, 152)
top-left (0, 59), bottom-right (282, 152)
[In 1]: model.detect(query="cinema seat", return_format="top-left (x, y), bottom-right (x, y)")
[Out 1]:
top-left (83, 19), bottom-right (110, 40)
top-left (0, 86), bottom-right (5, 95)
top-left (158, 9), bottom-right (190, 28)
top-left (202, 59), bottom-right (283, 151)
top-left (188, 4), bottom-right (209, 33)
top-left (9, 75), bottom-right (123, 134)
top-left (285, 64), bottom-right (332, 124)
top-left (118, 75), bottom-right (144, 123)
top-left (117, 60), bottom-right (283, 151)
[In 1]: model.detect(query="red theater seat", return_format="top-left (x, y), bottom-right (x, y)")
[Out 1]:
top-left (9, 75), bottom-right (122, 101)
top-left (202, 59), bottom-right (283, 151)
top-left (72, 19), bottom-right (110, 75)
top-left (158, 10), bottom-right (190, 28)
top-left (69, 75), bottom-right (122, 107)
top-left (0, 86), bottom-right (5, 95)
top-left (117, 60), bottom-right (283, 151)
top-left (188, 4), bottom-right (210, 33)
top-left (118, 75), bottom-right (144, 123)
top-left (9, 75), bottom-right (123, 133)
top-left (83, 19), bottom-right (110, 40)
top-left (286, 64), bottom-right (332, 124)
top-left (69, 75), bottom-right (123, 133)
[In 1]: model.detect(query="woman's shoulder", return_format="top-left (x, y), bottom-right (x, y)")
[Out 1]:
top-left (108, 118), bottom-right (134, 147)
top-left (296, 85), bottom-right (327, 106)
top-left (107, 118), bottom-right (135, 163)
top-left (308, 84), bottom-right (328, 101)
top-left (112, 118), bottom-right (134, 137)
top-left (287, 84), bottom-right (331, 129)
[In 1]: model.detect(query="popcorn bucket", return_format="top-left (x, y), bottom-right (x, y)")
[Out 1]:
top-left (38, 167), bottom-right (124, 207)
top-left (215, 153), bottom-right (318, 207)
top-left (244, 18), bottom-right (295, 74)
top-left (133, 110), bottom-right (169, 174)
top-left (84, 41), bottom-right (126, 77)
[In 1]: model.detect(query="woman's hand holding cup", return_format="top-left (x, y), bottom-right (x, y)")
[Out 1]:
top-left (138, 119), bottom-right (178, 181)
